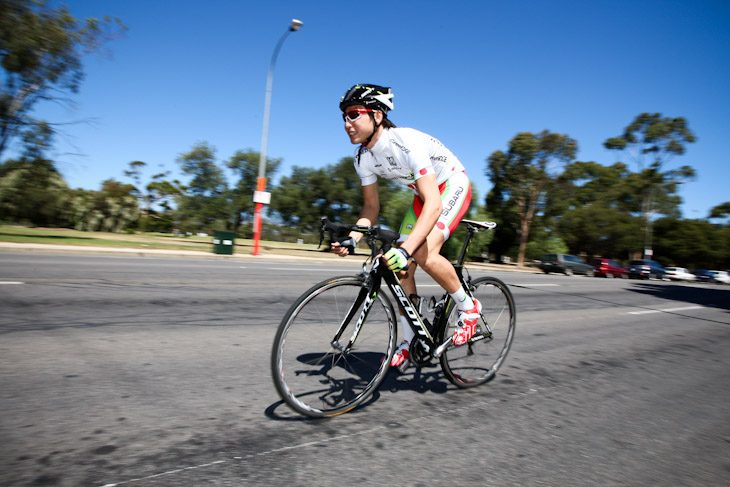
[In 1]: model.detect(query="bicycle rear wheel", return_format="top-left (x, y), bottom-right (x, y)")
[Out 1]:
top-left (271, 275), bottom-right (397, 418)
top-left (440, 276), bottom-right (516, 387)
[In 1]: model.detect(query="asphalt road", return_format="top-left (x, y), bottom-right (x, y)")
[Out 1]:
top-left (1, 252), bottom-right (729, 487)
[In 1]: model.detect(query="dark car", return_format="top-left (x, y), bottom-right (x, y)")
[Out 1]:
top-left (629, 259), bottom-right (666, 280)
top-left (590, 258), bottom-right (628, 278)
top-left (693, 270), bottom-right (716, 283)
top-left (540, 253), bottom-right (594, 276)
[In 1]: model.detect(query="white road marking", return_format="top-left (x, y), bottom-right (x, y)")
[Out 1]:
top-left (628, 306), bottom-right (705, 315)
top-left (0, 281), bottom-right (24, 285)
top-left (266, 267), bottom-right (359, 272)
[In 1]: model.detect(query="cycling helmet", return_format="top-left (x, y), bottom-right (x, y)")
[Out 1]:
top-left (340, 84), bottom-right (394, 113)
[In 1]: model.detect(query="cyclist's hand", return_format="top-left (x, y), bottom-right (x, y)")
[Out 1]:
top-left (384, 247), bottom-right (411, 272)
top-left (331, 237), bottom-right (356, 257)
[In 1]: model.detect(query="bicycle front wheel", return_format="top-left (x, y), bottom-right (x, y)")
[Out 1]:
top-left (440, 276), bottom-right (516, 388)
top-left (271, 275), bottom-right (397, 418)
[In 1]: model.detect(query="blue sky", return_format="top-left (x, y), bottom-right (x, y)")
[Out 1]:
top-left (23, 0), bottom-right (730, 219)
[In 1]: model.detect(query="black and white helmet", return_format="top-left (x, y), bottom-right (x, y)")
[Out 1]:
top-left (340, 84), bottom-right (394, 113)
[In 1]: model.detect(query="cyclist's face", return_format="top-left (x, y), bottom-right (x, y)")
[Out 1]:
top-left (343, 105), bottom-right (380, 145)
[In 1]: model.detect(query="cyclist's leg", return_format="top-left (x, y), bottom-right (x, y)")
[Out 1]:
top-left (391, 207), bottom-right (418, 366)
top-left (411, 229), bottom-right (459, 293)
top-left (406, 173), bottom-right (480, 345)
top-left (402, 172), bottom-right (472, 295)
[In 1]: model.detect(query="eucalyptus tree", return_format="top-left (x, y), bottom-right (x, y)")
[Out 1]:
top-left (709, 202), bottom-right (730, 222)
top-left (486, 130), bottom-right (577, 266)
top-left (604, 113), bottom-right (696, 258)
top-left (123, 160), bottom-right (182, 231)
top-left (553, 161), bottom-right (641, 259)
top-left (0, 0), bottom-right (126, 159)
top-left (175, 142), bottom-right (229, 233)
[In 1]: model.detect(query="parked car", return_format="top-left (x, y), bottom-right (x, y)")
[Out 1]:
top-left (590, 258), bottom-right (628, 278)
top-left (628, 260), bottom-right (666, 280)
top-left (664, 267), bottom-right (696, 281)
top-left (540, 253), bottom-right (594, 276)
top-left (693, 270), bottom-right (716, 283)
top-left (709, 270), bottom-right (730, 284)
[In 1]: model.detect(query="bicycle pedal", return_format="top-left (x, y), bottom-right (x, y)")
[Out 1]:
top-left (397, 360), bottom-right (411, 373)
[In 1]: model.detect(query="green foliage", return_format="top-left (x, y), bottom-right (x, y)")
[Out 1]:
top-left (604, 113), bottom-right (696, 257)
top-left (604, 113), bottom-right (696, 166)
top-left (64, 179), bottom-right (140, 232)
top-left (486, 130), bottom-right (577, 265)
top-left (653, 217), bottom-right (729, 269)
top-left (121, 160), bottom-right (183, 232)
top-left (553, 161), bottom-right (641, 259)
top-left (173, 142), bottom-right (230, 233)
top-left (0, 157), bottom-right (69, 225)
top-left (709, 202), bottom-right (730, 222)
top-left (0, 0), bottom-right (126, 158)
top-left (270, 156), bottom-right (412, 235)
top-left (226, 148), bottom-right (281, 232)
top-left (525, 233), bottom-right (568, 261)
top-left (0, 159), bottom-right (140, 232)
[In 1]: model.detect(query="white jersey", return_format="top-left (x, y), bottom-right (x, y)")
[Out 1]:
top-left (354, 127), bottom-right (465, 193)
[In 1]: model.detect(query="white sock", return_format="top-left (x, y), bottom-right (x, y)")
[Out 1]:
top-left (400, 315), bottom-right (415, 344)
top-left (450, 287), bottom-right (474, 311)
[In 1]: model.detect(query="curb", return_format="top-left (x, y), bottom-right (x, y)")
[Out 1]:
top-left (0, 242), bottom-right (540, 273)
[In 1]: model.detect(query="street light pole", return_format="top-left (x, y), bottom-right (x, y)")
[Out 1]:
top-left (253, 19), bottom-right (303, 256)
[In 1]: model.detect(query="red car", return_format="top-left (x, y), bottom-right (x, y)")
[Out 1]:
top-left (590, 258), bottom-right (628, 278)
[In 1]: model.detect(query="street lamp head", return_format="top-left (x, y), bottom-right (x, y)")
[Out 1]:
top-left (289, 19), bottom-right (303, 31)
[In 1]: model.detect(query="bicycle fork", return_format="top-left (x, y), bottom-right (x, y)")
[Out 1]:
top-left (331, 291), bottom-right (375, 353)
top-left (330, 275), bottom-right (381, 353)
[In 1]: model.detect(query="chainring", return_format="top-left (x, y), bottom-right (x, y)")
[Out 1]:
top-left (409, 339), bottom-right (434, 367)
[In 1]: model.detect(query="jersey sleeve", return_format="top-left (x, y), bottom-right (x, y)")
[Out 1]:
top-left (354, 150), bottom-right (378, 186)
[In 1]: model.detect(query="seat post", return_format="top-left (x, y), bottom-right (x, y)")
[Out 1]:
top-left (455, 226), bottom-right (476, 266)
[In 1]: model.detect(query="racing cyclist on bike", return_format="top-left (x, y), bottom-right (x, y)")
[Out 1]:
top-left (331, 84), bottom-right (481, 367)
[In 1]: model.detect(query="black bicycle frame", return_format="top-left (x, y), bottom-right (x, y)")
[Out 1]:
top-left (330, 223), bottom-right (481, 354)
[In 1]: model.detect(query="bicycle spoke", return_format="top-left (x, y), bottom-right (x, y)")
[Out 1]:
top-left (440, 277), bottom-right (515, 387)
top-left (272, 277), bottom-right (395, 417)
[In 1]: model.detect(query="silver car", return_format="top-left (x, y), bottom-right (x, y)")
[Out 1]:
top-left (709, 270), bottom-right (730, 284)
top-left (664, 267), bottom-right (696, 281)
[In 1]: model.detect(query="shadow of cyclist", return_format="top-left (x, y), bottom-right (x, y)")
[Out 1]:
top-left (629, 282), bottom-right (730, 312)
top-left (265, 362), bottom-right (453, 421)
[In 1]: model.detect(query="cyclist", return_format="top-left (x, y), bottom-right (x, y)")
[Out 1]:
top-left (331, 83), bottom-right (480, 367)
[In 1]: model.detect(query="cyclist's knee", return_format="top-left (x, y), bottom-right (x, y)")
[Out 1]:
top-left (413, 245), bottom-right (442, 268)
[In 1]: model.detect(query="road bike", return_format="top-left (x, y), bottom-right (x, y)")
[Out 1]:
top-left (271, 217), bottom-right (516, 418)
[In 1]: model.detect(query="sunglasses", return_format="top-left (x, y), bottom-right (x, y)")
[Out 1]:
top-left (342, 108), bottom-right (375, 123)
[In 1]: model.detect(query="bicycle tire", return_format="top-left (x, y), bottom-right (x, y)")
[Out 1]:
top-left (440, 276), bottom-right (516, 388)
top-left (271, 275), bottom-right (397, 418)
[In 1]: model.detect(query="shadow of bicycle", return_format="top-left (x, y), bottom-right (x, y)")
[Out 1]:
top-left (265, 355), bottom-right (455, 421)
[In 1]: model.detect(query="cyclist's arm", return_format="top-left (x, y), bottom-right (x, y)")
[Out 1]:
top-left (399, 174), bottom-right (442, 256)
top-left (353, 182), bottom-right (380, 235)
